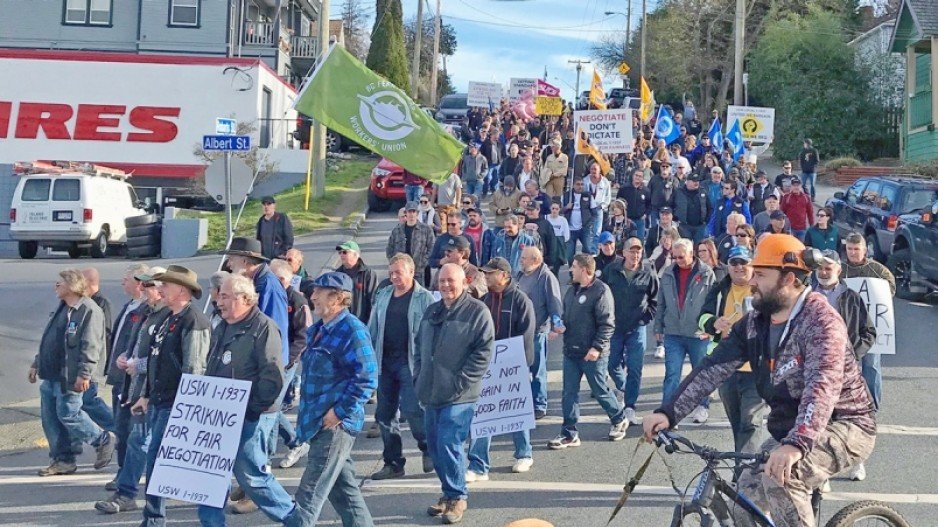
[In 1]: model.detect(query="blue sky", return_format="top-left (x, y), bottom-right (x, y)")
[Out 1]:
top-left (389, 0), bottom-right (643, 101)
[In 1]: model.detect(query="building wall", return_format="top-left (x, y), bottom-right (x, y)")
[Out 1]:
top-left (137, 0), bottom-right (231, 55)
top-left (0, 0), bottom-right (140, 51)
top-left (906, 129), bottom-right (938, 162)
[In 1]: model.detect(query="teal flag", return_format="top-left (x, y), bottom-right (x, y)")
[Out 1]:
top-left (294, 44), bottom-right (465, 183)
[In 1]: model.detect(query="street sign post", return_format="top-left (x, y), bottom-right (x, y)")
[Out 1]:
top-left (202, 133), bottom-right (252, 243)
top-left (215, 118), bottom-right (237, 135)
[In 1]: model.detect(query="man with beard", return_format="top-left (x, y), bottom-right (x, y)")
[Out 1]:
top-left (644, 234), bottom-right (877, 527)
top-left (461, 207), bottom-right (494, 266)
top-left (523, 201), bottom-right (561, 270)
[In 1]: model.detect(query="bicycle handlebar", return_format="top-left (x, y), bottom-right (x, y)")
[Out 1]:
top-left (656, 430), bottom-right (770, 464)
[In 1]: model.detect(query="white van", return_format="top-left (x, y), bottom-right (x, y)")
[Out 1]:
top-left (9, 162), bottom-right (148, 259)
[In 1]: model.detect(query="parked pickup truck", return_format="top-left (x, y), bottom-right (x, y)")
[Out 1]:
top-left (887, 199), bottom-right (938, 300)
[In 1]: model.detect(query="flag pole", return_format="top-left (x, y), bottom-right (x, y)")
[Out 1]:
top-left (304, 138), bottom-right (314, 211)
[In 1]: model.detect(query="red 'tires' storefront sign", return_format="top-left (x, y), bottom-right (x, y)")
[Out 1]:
top-left (0, 102), bottom-right (180, 142)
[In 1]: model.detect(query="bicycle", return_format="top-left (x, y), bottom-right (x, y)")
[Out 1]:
top-left (652, 430), bottom-right (910, 527)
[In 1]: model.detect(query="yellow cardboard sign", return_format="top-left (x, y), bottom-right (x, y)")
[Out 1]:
top-left (535, 96), bottom-right (563, 115)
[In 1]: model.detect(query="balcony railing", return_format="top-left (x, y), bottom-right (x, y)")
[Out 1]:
top-left (910, 90), bottom-right (933, 129)
top-left (243, 20), bottom-right (279, 47)
top-left (291, 36), bottom-right (318, 59)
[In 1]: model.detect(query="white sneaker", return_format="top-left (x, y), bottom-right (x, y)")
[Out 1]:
top-left (623, 407), bottom-right (642, 425)
top-left (278, 443), bottom-right (309, 468)
top-left (465, 470), bottom-right (489, 482)
top-left (845, 462), bottom-right (866, 481)
top-left (821, 480), bottom-right (832, 493)
top-left (512, 458), bottom-right (534, 473)
top-left (654, 345), bottom-right (666, 359)
top-left (691, 406), bottom-right (709, 424)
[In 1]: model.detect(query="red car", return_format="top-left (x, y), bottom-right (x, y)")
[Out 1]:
top-left (367, 158), bottom-right (435, 212)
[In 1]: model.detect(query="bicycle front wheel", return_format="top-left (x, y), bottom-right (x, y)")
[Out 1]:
top-left (825, 500), bottom-right (911, 527)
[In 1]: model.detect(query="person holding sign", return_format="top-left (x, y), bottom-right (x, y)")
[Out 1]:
top-left (197, 274), bottom-right (297, 525)
top-left (467, 257), bottom-right (536, 478)
top-left (842, 232), bottom-right (895, 413)
top-left (414, 263), bottom-right (495, 525)
top-left (548, 254), bottom-right (628, 450)
top-left (291, 272), bottom-right (378, 526)
top-left (367, 254), bottom-right (437, 480)
top-left (133, 265), bottom-right (211, 526)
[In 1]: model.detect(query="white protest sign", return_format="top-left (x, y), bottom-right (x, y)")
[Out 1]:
top-left (467, 81), bottom-right (504, 108)
top-left (147, 374), bottom-right (252, 508)
top-left (727, 105), bottom-right (775, 143)
top-left (509, 78), bottom-right (537, 104)
top-left (472, 336), bottom-right (535, 439)
top-left (844, 277), bottom-right (895, 355)
top-left (573, 109), bottom-right (635, 154)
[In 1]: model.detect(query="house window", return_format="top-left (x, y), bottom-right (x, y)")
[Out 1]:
top-left (63, 0), bottom-right (112, 26)
top-left (169, 0), bottom-right (200, 27)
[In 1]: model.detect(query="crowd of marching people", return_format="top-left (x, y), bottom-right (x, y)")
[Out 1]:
top-left (28, 100), bottom-right (890, 527)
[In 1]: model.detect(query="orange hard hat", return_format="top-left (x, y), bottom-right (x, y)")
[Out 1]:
top-left (750, 233), bottom-right (810, 271)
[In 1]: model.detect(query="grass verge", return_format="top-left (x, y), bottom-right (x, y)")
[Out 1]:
top-left (179, 155), bottom-right (374, 251)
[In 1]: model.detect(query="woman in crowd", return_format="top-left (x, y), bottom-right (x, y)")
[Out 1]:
top-left (697, 238), bottom-right (728, 283)
top-left (602, 199), bottom-right (638, 249)
top-left (734, 223), bottom-right (757, 252)
top-left (647, 226), bottom-right (681, 277)
top-left (805, 206), bottom-right (840, 252)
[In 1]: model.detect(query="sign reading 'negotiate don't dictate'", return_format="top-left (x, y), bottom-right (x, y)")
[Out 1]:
top-left (146, 374), bottom-right (252, 508)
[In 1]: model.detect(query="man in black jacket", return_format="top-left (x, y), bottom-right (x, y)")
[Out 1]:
top-left (548, 254), bottom-right (628, 450)
top-left (467, 258), bottom-right (537, 477)
top-left (80, 267), bottom-right (115, 433)
top-left (256, 196), bottom-right (295, 260)
top-left (562, 177), bottom-right (594, 259)
top-left (523, 201), bottom-right (561, 271)
top-left (198, 273), bottom-right (299, 525)
top-left (673, 176), bottom-right (712, 243)
top-left (647, 162), bottom-right (676, 226)
top-left (601, 238), bottom-right (659, 426)
top-left (616, 170), bottom-right (651, 241)
top-left (335, 240), bottom-right (378, 324)
top-left (813, 249), bottom-right (877, 482)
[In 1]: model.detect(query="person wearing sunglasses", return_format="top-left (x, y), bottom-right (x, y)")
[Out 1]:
top-left (429, 217), bottom-right (479, 271)
top-left (697, 245), bottom-right (768, 457)
top-left (804, 206), bottom-right (839, 252)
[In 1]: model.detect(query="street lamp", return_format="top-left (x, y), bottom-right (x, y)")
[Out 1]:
top-left (605, 9), bottom-right (632, 89)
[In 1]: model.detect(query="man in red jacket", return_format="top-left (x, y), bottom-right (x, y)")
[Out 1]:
top-left (780, 177), bottom-right (813, 242)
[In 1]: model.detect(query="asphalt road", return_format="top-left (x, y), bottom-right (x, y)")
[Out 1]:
top-left (0, 208), bottom-right (936, 526)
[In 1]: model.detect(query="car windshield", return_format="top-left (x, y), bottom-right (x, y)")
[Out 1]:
top-left (902, 188), bottom-right (938, 213)
top-left (440, 96), bottom-right (467, 109)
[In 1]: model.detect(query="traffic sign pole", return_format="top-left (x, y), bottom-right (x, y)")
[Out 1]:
top-left (225, 152), bottom-right (233, 244)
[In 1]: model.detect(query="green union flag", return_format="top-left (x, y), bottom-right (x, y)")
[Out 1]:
top-left (294, 45), bottom-right (465, 183)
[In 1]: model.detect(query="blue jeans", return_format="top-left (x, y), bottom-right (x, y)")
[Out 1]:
top-left (861, 353), bottom-right (882, 410)
top-left (530, 331), bottom-right (550, 412)
top-left (468, 430), bottom-right (532, 474)
top-left (113, 385), bottom-right (130, 467)
top-left (681, 224), bottom-right (709, 244)
top-left (376, 356), bottom-right (427, 470)
top-left (560, 355), bottom-right (624, 439)
top-left (289, 428), bottom-right (374, 527)
top-left (662, 335), bottom-right (710, 408)
top-left (632, 217), bottom-right (647, 242)
top-left (608, 327), bottom-right (647, 408)
top-left (405, 184), bottom-right (424, 204)
top-left (486, 165), bottom-right (500, 193)
top-left (792, 229), bottom-right (807, 242)
top-left (271, 364), bottom-right (299, 452)
top-left (801, 171), bottom-right (817, 200)
top-left (142, 405), bottom-right (173, 526)
top-left (464, 180), bottom-right (483, 201)
top-left (718, 371), bottom-right (768, 454)
top-left (82, 381), bottom-right (115, 432)
top-left (39, 380), bottom-right (106, 456)
top-left (116, 412), bottom-right (149, 498)
top-left (591, 208), bottom-right (604, 253)
top-left (198, 414), bottom-right (297, 526)
top-left (425, 402), bottom-right (475, 500)
top-left (566, 228), bottom-right (592, 263)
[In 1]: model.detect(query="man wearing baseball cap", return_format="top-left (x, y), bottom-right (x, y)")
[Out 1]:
top-left (256, 195), bottom-right (294, 260)
top-left (335, 240), bottom-right (378, 324)
top-left (645, 234), bottom-right (877, 526)
top-left (461, 142), bottom-right (489, 200)
top-left (541, 138), bottom-right (569, 197)
top-left (292, 272), bottom-right (378, 525)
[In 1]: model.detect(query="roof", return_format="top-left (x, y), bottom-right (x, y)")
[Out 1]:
top-left (890, 0), bottom-right (938, 51)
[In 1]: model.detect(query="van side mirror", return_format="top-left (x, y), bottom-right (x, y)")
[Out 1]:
top-left (834, 191), bottom-right (845, 200)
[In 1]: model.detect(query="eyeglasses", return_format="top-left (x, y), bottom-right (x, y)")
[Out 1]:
top-left (728, 259), bottom-right (749, 267)
top-left (419, 200), bottom-right (429, 204)
top-left (735, 233), bottom-right (750, 238)
top-left (462, 201), bottom-right (472, 205)
top-left (783, 166), bottom-right (792, 170)
top-left (696, 250), bottom-right (709, 256)
top-left (447, 223), bottom-right (459, 227)
top-left (143, 282), bottom-right (157, 288)
top-left (817, 213), bottom-right (828, 217)
top-left (338, 250), bottom-right (350, 255)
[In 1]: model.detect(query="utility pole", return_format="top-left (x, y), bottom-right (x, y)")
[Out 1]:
top-left (640, 0), bottom-right (647, 82)
top-left (309, 0), bottom-right (330, 201)
top-left (568, 59), bottom-right (590, 101)
top-left (733, 0), bottom-right (745, 105)
top-left (411, 0), bottom-right (424, 100)
top-left (429, 0), bottom-right (441, 107)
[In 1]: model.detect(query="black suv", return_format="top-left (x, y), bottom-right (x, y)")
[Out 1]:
top-left (826, 176), bottom-right (938, 262)
top-left (888, 199), bottom-right (938, 300)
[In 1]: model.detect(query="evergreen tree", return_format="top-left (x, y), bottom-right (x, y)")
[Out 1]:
top-left (366, 0), bottom-right (410, 91)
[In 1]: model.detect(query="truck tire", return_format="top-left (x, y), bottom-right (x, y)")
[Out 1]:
top-left (887, 249), bottom-right (924, 301)
top-left (90, 231), bottom-right (109, 258)
top-left (18, 241), bottom-right (38, 259)
top-left (127, 244), bottom-right (160, 259)
top-left (67, 244), bottom-right (83, 259)
top-left (367, 190), bottom-right (391, 212)
top-left (125, 214), bottom-right (159, 228)
top-left (127, 224), bottom-right (161, 238)
top-left (126, 234), bottom-right (161, 249)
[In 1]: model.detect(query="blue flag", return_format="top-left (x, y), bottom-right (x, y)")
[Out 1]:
top-left (726, 119), bottom-right (745, 162)
top-left (708, 117), bottom-right (724, 152)
top-left (654, 106), bottom-right (681, 145)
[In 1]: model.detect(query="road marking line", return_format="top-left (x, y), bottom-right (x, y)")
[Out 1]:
top-left (362, 478), bottom-right (938, 504)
